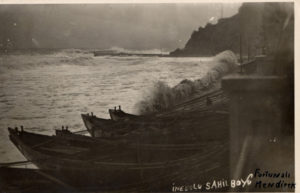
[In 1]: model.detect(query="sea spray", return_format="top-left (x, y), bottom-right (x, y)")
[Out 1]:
top-left (136, 50), bottom-right (238, 114)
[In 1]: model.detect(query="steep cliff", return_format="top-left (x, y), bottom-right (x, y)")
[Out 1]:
top-left (170, 2), bottom-right (294, 58)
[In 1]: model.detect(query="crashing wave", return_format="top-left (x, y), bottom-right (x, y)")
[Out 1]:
top-left (135, 50), bottom-right (238, 114)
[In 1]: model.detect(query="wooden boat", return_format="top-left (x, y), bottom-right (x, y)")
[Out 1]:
top-left (81, 114), bottom-right (142, 137)
top-left (82, 109), bottom-right (229, 147)
top-left (108, 108), bottom-right (139, 121)
top-left (81, 113), bottom-right (167, 138)
top-left (81, 114), bottom-right (117, 137)
top-left (7, 127), bottom-right (228, 190)
top-left (55, 128), bottom-right (225, 152)
top-left (107, 89), bottom-right (228, 122)
top-left (82, 90), bottom-right (229, 139)
top-left (79, 88), bottom-right (229, 141)
top-left (155, 89), bottom-right (229, 118)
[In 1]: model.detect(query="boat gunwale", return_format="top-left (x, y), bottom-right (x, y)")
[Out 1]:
top-left (8, 128), bottom-right (227, 170)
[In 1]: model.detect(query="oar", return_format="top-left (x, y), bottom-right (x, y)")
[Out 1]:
top-left (0, 160), bottom-right (33, 167)
top-left (73, 129), bottom-right (89, 134)
top-left (35, 170), bottom-right (76, 190)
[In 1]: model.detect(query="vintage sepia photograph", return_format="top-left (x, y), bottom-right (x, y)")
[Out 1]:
top-left (0, 1), bottom-right (295, 192)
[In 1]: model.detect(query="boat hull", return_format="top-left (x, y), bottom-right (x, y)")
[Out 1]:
top-left (108, 109), bottom-right (140, 121)
top-left (8, 128), bottom-right (228, 190)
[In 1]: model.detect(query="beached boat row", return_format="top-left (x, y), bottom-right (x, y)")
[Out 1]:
top-left (5, 89), bottom-right (230, 191)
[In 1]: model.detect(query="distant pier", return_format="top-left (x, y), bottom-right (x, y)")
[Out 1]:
top-left (93, 51), bottom-right (169, 57)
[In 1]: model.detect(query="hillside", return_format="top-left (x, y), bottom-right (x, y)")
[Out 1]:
top-left (170, 2), bottom-right (294, 58)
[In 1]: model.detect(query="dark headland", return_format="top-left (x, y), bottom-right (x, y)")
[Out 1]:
top-left (170, 2), bottom-right (293, 59)
top-left (94, 3), bottom-right (294, 59)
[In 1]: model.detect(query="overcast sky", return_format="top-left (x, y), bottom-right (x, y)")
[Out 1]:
top-left (0, 3), bottom-right (241, 51)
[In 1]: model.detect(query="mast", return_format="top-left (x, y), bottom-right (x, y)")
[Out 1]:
top-left (247, 35), bottom-right (250, 61)
top-left (240, 32), bottom-right (243, 64)
top-left (221, 3), bottom-right (223, 19)
top-left (239, 6), bottom-right (243, 65)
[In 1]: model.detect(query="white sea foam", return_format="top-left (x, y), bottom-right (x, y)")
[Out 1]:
top-left (135, 50), bottom-right (238, 114)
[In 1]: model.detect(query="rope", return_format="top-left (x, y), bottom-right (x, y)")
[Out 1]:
top-left (35, 170), bottom-right (76, 190)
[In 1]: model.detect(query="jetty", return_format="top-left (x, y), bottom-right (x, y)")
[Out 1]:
top-left (93, 50), bottom-right (168, 57)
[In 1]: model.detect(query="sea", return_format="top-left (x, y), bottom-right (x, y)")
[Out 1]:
top-left (0, 48), bottom-right (217, 163)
